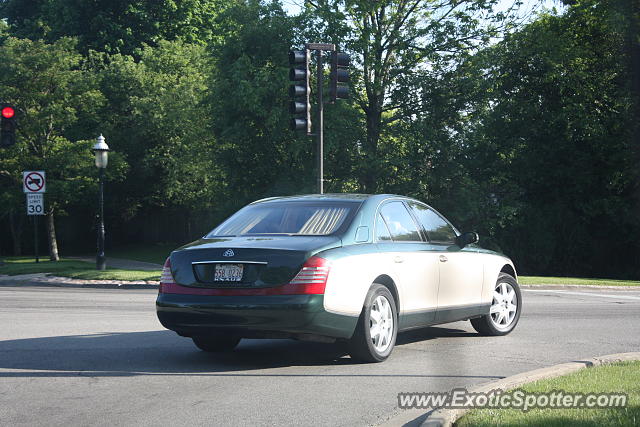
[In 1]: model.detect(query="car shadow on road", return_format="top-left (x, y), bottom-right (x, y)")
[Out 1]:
top-left (0, 325), bottom-right (495, 379)
top-left (396, 326), bottom-right (477, 345)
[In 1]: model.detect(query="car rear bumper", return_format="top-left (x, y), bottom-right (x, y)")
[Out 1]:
top-left (156, 293), bottom-right (358, 340)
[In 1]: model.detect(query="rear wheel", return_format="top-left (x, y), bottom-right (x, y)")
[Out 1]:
top-left (192, 334), bottom-right (241, 352)
top-left (348, 284), bottom-right (398, 363)
top-left (471, 273), bottom-right (521, 336)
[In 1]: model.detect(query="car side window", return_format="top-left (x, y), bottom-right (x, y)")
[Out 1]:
top-left (409, 202), bottom-right (457, 244)
top-left (379, 201), bottom-right (422, 242)
top-left (375, 214), bottom-right (392, 242)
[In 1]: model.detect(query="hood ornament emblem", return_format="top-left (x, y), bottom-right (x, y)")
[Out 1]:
top-left (223, 249), bottom-right (235, 257)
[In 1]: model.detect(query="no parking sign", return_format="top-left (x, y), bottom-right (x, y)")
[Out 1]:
top-left (23, 171), bottom-right (46, 193)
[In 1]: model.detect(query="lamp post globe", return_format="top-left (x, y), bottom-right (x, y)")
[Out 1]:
top-left (93, 134), bottom-right (109, 271)
top-left (93, 134), bottom-right (109, 168)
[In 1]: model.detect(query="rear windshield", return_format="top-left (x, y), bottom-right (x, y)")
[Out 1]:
top-left (206, 201), bottom-right (360, 237)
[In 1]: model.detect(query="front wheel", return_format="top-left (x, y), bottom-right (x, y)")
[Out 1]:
top-left (348, 284), bottom-right (398, 363)
top-left (192, 334), bottom-right (241, 352)
top-left (471, 273), bottom-right (522, 336)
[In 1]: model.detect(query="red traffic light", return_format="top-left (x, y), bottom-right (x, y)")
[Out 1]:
top-left (2, 107), bottom-right (15, 119)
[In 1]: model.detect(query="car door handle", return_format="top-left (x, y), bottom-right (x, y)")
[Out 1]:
top-left (439, 255), bottom-right (448, 263)
top-left (394, 256), bottom-right (404, 263)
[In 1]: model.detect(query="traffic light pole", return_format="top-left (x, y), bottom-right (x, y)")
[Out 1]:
top-left (316, 50), bottom-right (324, 194)
top-left (291, 43), bottom-right (344, 195)
top-left (305, 43), bottom-right (335, 195)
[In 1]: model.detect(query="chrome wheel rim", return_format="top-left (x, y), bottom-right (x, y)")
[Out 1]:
top-left (490, 282), bottom-right (518, 330)
top-left (370, 295), bottom-right (394, 353)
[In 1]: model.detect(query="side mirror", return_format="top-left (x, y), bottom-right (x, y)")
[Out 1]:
top-left (456, 231), bottom-right (479, 248)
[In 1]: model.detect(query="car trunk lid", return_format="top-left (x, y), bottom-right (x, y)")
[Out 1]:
top-left (169, 235), bottom-right (341, 288)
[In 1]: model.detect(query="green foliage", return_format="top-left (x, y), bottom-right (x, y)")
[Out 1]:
top-left (0, 0), bottom-right (637, 278)
top-left (454, 0), bottom-right (638, 276)
top-left (0, 37), bottom-right (126, 218)
top-left (0, 0), bottom-right (225, 54)
top-left (300, 0), bottom-right (518, 191)
top-left (210, 1), bottom-right (314, 205)
top-left (98, 40), bottom-right (219, 218)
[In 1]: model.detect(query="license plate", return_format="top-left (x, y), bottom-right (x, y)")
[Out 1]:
top-left (214, 264), bottom-right (243, 282)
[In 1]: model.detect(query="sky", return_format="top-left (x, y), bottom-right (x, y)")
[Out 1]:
top-left (280, 0), bottom-right (566, 21)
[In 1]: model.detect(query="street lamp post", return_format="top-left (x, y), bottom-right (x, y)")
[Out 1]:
top-left (93, 135), bottom-right (109, 271)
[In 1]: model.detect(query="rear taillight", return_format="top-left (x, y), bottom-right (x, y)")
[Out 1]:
top-left (286, 256), bottom-right (330, 294)
top-left (159, 257), bottom-right (176, 293)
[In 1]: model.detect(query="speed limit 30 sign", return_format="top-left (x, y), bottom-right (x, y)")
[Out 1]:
top-left (27, 193), bottom-right (44, 215)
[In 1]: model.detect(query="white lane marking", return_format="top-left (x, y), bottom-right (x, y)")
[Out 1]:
top-left (523, 289), bottom-right (640, 301)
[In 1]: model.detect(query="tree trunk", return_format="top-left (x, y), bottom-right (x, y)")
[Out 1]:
top-left (186, 214), bottom-right (192, 241)
top-left (8, 210), bottom-right (22, 256)
top-left (46, 210), bottom-right (60, 261)
top-left (363, 101), bottom-right (383, 193)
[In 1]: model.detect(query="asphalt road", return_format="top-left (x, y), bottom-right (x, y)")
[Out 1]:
top-left (0, 286), bottom-right (638, 426)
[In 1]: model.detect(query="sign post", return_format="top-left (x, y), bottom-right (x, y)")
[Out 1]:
top-left (23, 171), bottom-right (46, 263)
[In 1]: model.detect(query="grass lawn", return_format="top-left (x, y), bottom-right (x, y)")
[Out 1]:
top-left (107, 243), bottom-right (180, 265)
top-left (519, 276), bottom-right (640, 287)
top-left (0, 257), bottom-right (159, 281)
top-left (457, 360), bottom-right (640, 427)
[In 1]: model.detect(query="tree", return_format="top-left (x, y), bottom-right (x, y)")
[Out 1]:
top-left (0, 37), bottom-right (124, 260)
top-left (455, 0), bottom-right (638, 277)
top-left (209, 1), bottom-right (313, 205)
top-left (95, 39), bottom-right (221, 241)
top-left (0, 0), bottom-right (225, 54)
top-left (301, 0), bottom-right (521, 192)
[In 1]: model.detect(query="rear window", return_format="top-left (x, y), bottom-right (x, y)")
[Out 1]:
top-left (206, 201), bottom-right (360, 237)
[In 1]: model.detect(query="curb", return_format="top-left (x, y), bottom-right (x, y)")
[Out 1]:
top-left (0, 282), bottom-right (159, 290)
top-left (0, 273), bottom-right (158, 290)
top-left (421, 352), bottom-right (640, 427)
top-left (521, 284), bottom-right (639, 290)
top-left (1, 276), bottom-right (637, 292)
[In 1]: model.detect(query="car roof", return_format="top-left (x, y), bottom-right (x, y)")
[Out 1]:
top-left (251, 193), bottom-right (373, 204)
top-left (250, 193), bottom-right (415, 204)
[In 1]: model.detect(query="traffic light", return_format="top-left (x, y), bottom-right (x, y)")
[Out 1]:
top-left (330, 52), bottom-right (350, 102)
top-left (289, 49), bottom-right (311, 133)
top-left (0, 104), bottom-right (16, 148)
top-left (330, 52), bottom-right (349, 101)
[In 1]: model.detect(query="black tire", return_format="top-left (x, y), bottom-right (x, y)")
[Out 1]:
top-left (471, 273), bottom-right (522, 336)
top-left (192, 334), bottom-right (241, 352)
top-left (348, 284), bottom-right (398, 363)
